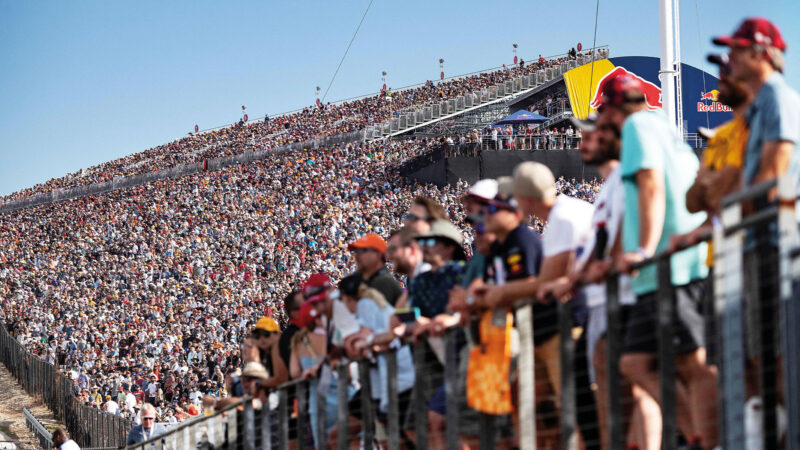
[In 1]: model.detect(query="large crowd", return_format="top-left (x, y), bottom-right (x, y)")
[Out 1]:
top-left (2, 49), bottom-right (603, 204)
top-left (4, 19), bottom-right (795, 449)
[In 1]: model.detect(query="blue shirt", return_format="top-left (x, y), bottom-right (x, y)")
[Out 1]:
top-left (408, 261), bottom-right (467, 318)
top-left (619, 110), bottom-right (708, 295)
top-left (356, 298), bottom-right (415, 412)
top-left (743, 72), bottom-right (800, 185)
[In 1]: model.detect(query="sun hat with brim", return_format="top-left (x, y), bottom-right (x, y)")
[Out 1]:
top-left (512, 162), bottom-right (557, 200)
top-left (241, 362), bottom-right (269, 380)
top-left (712, 18), bottom-right (786, 52)
top-left (347, 234), bottom-right (387, 253)
top-left (416, 220), bottom-right (464, 246)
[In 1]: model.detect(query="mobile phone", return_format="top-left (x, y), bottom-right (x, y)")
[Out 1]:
top-left (394, 307), bottom-right (420, 324)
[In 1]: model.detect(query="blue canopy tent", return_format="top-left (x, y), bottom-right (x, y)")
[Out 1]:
top-left (495, 110), bottom-right (548, 125)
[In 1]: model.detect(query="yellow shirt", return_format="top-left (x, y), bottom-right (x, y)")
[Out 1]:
top-left (701, 115), bottom-right (748, 266)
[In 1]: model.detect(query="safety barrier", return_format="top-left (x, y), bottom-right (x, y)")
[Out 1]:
top-left (0, 328), bottom-right (133, 448)
top-left (24, 408), bottom-right (52, 450)
top-left (121, 175), bottom-right (797, 450)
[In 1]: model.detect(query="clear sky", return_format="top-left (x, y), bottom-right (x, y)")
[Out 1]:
top-left (1, 0), bottom-right (798, 196)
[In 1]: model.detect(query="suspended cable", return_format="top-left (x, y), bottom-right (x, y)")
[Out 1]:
top-left (586, 0), bottom-right (601, 117)
top-left (695, 0), bottom-right (710, 128)
top-left (321, 0), bottom-right (375, 103)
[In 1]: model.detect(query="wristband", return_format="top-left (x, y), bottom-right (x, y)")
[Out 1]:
top-left (636, 247), bottom-right (651, 259)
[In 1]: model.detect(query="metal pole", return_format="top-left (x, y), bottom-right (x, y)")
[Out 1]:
top-left (413, 343), bottom-right (429, 450)
top-left (444, 328), bottom-right (460, 450)
top-left (296, 381), bottom-right (309, 450)
top-left (317, 379), bottom-right (327, 450)
top-left (605, 275), bottom-right (624, 449)
top-left (657, 257), bottom-right (677, 450)
top-left (279, 388), bottom-right (290, 449)
top-left (515, 302), bottom-right (536, 449)
top-left (337, 363), bottom-right (350, 450)
top-left (658, 0), bottom-right (678, 130)
top-left (559, 300), bottom-right (577, 449)
top-left (358, 360), bottom-right (375, 448)
top-left (243, 398), bottom-right (255, 450)
top-left (778, 175), bottom-right (800, 449)
top-left (386, 350), bottom-right (400, 450)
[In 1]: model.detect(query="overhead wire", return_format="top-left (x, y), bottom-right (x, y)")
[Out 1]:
top-left (321, 0), bottom-right (375, 104)
top-left (586, 0), bottom-right (601, 117)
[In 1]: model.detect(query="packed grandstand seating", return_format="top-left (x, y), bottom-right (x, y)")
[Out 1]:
top-left (0, 135), bottom-right (601, 423)
top-left (1, 49), bottom-right (604, 204)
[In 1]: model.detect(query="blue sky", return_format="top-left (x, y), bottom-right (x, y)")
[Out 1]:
top-left (1, 0), bottom-right (798, 196)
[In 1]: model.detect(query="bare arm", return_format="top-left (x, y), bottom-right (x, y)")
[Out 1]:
top-left (264, 345), bottom-right (288, 387)
top-left (753, 140), bottom-right (794, 186)
top-left (636, 169), bottom-right (665, 255)
top-left (289, 345), bottom-right (302, 380)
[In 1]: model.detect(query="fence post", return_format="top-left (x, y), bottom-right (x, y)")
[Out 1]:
top-left (337, 363), bottom-right (350, 450)
top-left (296, 381), bottom-right (309, 450)
top-left (260, 399), bottom-right (273, 449)
top-left (243, 398), bottom-right (255, 450)
top-left (278, 388), bottom-right (289, 449)
top-left (358, 359), bottom-right (375, 448)
top-left (515, 301), bottom-right (536, 449)
top-left (777, 175), bottom-right (800, 449)
top-left (558, 300), bottom-right (577, 449)
top-left (413, 342), bottom-right (429, 450)
top-left (444, 328), bottom-right (460, 450)
top-left (316, 381), bottom-right (327, 450)
top-left (605, 275), bottom-right (624, 449)
top-left (386, 350), bottom-right (400, 450)
top-left (657, 257), bottom-right (677, 450)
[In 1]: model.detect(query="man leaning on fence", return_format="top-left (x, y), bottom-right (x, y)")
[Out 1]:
top-left (126, 403), bottom-right (167, 446)
top-left (594, 72), bottom-right (718, 448)
top-left (51, 427), bottom-right (80, 450)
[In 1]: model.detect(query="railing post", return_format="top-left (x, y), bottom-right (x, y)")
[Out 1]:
top-left (559, 300), bottom-right (577, 449)
top-left (386, 350), bottom-right (400, 450)
top-left (778, 175), bottom-right (800, 449)
top-left (515, 301), bottom-right (536, 449)
top-left (358, 359), bottom-right (375, 448)
top-left (657, 257), bottom-right (677, 450)
top-left (316, 380), bottom-right (327, 450)
top-left (715, 203), bottom-right (746, 449)
top-left (278, 388), bottom-right (289, 449)
top-left (444, 328), bottom-right (460, 450)
top-left (413, 342), bottom-right (429, 450)
top-left (242, 398), bottom-right (255, 450)
top-left (296, 381), bottom-right (309, 450)
top-left (605, 275), bottom-right (624, 449)
top-left (337, 363), bottom-right (350, 450)
top-left (260, 398), bottom-right (273, 449)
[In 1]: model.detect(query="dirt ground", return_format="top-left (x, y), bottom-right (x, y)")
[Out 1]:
top-left (0, 364), bottom-right (60, 450)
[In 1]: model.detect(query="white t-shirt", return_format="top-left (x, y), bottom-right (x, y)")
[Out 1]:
top-left (331, 300), bottom-right (360, 346)
top-left (573, 167), bottom-right (635, 307)
top-left (542, 195), bottom-right (594, 258)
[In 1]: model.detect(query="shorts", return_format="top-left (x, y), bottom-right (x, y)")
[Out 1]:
top-left (585, 304), bottom-right (631, 382)
top-left (623, 279), bottom-right (707, 355)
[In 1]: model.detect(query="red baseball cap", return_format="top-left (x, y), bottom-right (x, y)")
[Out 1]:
top-left (595, 73), bottom-right (646, 109)
top-left (296, 302), bottom-right (319, 329)
top-left (302, 273), bottom-right (332, 303)
top-left (713, 18), bottom-right (786, 52)
top-left (347, 234), bottom-right (387, 253)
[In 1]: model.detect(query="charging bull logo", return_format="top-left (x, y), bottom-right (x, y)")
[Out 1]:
top-left (697, 89), bottom-right (731, 112)
top-left (701, 89), bottom-right (720, 102)
top-left (589, 66), bottom-right (663, 111)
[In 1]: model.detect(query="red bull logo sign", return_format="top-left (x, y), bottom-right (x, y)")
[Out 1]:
top-left (697, 89), bottom-right (731, 112)
top-left (589, 66), bottom-right (663, 111)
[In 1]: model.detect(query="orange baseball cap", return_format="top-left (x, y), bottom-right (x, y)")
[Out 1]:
top-left (347, 233), bottom-right (387, 253)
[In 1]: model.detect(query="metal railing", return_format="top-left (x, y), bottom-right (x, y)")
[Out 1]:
top-left (0, 328), bottom-right (133, 449)
top-left (24, 408), bottom-right (52, 450)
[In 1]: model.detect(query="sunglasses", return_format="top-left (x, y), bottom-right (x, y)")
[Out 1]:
top-left (402, 213), bottom-right (430, 223)
top-left (416, 238), bottom-right (440, 248)
top-left (351, 248), bottom-right (376, 254)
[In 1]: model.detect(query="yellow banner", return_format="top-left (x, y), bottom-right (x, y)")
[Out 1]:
top-left (563, 59), bottom-right (615, 119)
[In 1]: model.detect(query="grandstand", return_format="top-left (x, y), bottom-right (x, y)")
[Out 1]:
top-left (1, 24), bottom-right (797, 449)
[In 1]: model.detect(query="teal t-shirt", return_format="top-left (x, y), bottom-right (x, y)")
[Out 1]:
top-left (620, 110), bottom-right (708, 295)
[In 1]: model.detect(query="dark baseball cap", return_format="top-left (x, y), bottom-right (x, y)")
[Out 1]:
top-left (712, 18), bottom-right (786, 52)
top-left (706, 53), bottom-right (731, 74)
top-left (570, 114), bottom-right (597, 132)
